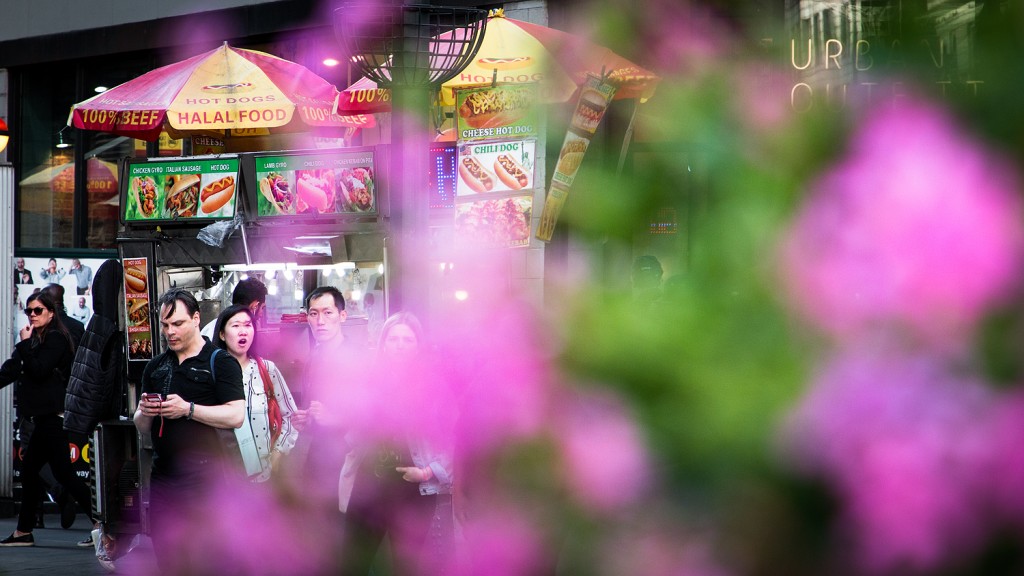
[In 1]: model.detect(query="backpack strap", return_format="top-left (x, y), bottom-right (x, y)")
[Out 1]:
top-left (209, 347), bottom-right (220, 380)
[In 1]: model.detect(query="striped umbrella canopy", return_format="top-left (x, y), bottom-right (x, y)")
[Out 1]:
top-left (70, 43), bottom-right (374, 142)
top-left (336, 10), bottom-right (659, 115)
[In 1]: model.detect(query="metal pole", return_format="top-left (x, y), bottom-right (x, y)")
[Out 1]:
top-left (0, 163), bottom-right (15, 498)
top-left (388, 7), bottom-right (432, 317)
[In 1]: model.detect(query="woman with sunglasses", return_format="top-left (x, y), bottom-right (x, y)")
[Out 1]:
top-left (213, 304), bottom-right (299, 482)
top-left (0, 292), bottom-right (93, 547)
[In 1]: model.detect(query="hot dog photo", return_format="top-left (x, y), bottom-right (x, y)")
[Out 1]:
top-left (198, 174), bottom-right (237, 216)
top-left (456, 139), bottom-right (535, 196)
top-left (455, 84), bottom-right (539, 141)
top-left (124, 265), bottom-right (148, 294)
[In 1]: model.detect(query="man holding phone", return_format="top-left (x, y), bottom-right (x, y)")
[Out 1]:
top-left (133, 289), bottom-right (244, 573)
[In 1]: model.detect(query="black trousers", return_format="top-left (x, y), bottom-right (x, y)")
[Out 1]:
top-left (342, 469), bottom-right (439, 576)
top-left (17, 414), bottom-right (92, 533)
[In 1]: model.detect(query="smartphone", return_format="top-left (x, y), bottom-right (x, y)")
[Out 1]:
top-left (143, 393), bottom-right (163, 403)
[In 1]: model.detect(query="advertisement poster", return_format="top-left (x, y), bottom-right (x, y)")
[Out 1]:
top-left (11, 253), bottom-right (111, 485)
top-left (255, 149), bottom-right (376, 217)
top-left (123, 257), bottom-right (153, 361)
top-left (456, 139), bottom-right (536, 197)
top-left (455, 84), bottom-right (540, 142)
top-left (124, 157), bottom-right (240, 221)
top-left (537, 74), bottom-right (617, 242)
top-left (13, 254), bottom-right (110, 344)
top-left (454, 194), bottom-right (533, 248)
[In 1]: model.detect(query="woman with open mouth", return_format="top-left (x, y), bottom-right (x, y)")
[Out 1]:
top-left (213, 304), bottom-right (299, 482)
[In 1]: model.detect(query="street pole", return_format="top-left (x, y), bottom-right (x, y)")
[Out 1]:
top-left (0, 162), bottom-right (14, 499)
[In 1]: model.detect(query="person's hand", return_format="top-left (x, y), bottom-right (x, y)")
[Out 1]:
top-left (139, 394), bottom-right (163, 417)
top-left (291, 409), bottom-right (308, 430)
top-left (18, 325), bottom-right (32, 341)
top-left (397, 466), bottom-right (433, 483)
top-left (308, 400), bottom-right (323, 422)
top-left (162, 394), bottom-right (188, 419)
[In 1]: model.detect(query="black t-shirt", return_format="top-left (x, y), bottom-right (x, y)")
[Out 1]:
top-left (141, 341), bottom-right (243, 478)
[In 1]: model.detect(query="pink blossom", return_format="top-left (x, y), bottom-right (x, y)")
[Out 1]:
top-left (453, 506), bottom-right (549, 576)
top-left (146, 480), bottom-right (335, 575)
top-left (556, 390), bottom-right (651, 511)
top-left (784, 349), bottom-right (997, 573)
top-left (781, 97), bottom-right (1023, 343)
top-left (984, 389), bottom-right (1024, 528)
top-left (601, 523), bottom-right (733, 576)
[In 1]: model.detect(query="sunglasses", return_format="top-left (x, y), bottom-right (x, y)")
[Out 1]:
top-left (24, 307), bottom-right (47, 317)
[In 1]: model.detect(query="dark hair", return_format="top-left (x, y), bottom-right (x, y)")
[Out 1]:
top-left (212, 304), bottom-right (256, 353)
top-left (41, 283), bottom-right (67, 312)
top-left (157, 288), bottom-right (200, 319)
top-left (377, 311), bottom-right (425, 351)
top-left (304, 286), bottom-right (345, 311)
top-left (25, 292), bottom-right (75, 355)
top-left (232, 278), bottom-right (268, 307)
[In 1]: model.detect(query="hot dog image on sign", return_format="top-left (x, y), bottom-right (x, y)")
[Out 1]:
top-left (455, 84), bottom-right (539, 142)
top-left (457, 139), bottom-right (536, 196)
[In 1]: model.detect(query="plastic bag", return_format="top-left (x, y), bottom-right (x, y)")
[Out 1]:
top-left (197, 213), bottom-right (242, 248)
top-left (94, 525), bottom-right (142, 572)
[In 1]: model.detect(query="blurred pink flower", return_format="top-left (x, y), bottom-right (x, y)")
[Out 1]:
top-left (781, 98), bottom-right (1023, 343)
top-left (556, 390), bottom-right (651, 511)
top-left (602, 524), bottom-right (732, 576)
top-left (433, 246), bottom-right (552, 457)
top-left (154, 480), bottom-right (334, 575)
top-left (784, 349), bottom-right (997, 573)
top-left (985, 389), bottom-right (1024, 529)
top-left (453, 506), bottom-right (549, 576)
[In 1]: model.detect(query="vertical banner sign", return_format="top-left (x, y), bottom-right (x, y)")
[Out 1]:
top-left (123, 258), bottom-right (153, 361)
top-left (536, 74), bottom-right (617, 242)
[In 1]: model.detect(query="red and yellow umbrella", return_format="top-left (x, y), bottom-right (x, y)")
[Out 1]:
top-left (70, 43), bottom-right (374, 141)
top-left (336, 10), bottom-right (659, 115)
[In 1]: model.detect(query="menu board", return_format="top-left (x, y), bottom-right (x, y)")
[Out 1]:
top-left (254, 149), bottom-right (376, 217)
top-left (123, 257), bottom-right (154, 361)
top-left (455, 84), bottom-right (540, 142)
top-left (456, 139), bottom-right (536, 197)
top-left (124, 157), bottom-right (239, 222)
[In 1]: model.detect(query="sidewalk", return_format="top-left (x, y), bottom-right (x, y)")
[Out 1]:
top-left (0, 510), bottom-right (158, 574)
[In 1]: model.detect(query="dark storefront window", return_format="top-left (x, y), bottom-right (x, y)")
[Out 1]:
top-left (17, 63), bottom-right (76, 248)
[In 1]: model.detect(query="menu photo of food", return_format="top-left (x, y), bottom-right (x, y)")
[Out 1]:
top-left (198, 173), bottom-right (237, 216)
top-left (127, 175), bottom-right (161, 220)
top-left (336, 166), bottom-right (375, 212)
top-left (454, 194), bottom-right (533, 248)
top-left (126, 297), bottom-right (150, 328)
top-left (128, 332), bottom-right (153, 361)
top-left (258, 170), bottom-right (296, 215)
top-left (295, 169), bottom-right (336, 214)
top-left (161, 173), bottom-right (201, 218)
top-left (552, 132), bottom-right (590, 188)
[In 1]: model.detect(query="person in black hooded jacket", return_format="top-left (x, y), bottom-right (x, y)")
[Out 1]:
top-left (0, 292), bottom-right (94, 547)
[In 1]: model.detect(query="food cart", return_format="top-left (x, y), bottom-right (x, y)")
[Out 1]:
top-left (95, 146), bottom-right (386, 541)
